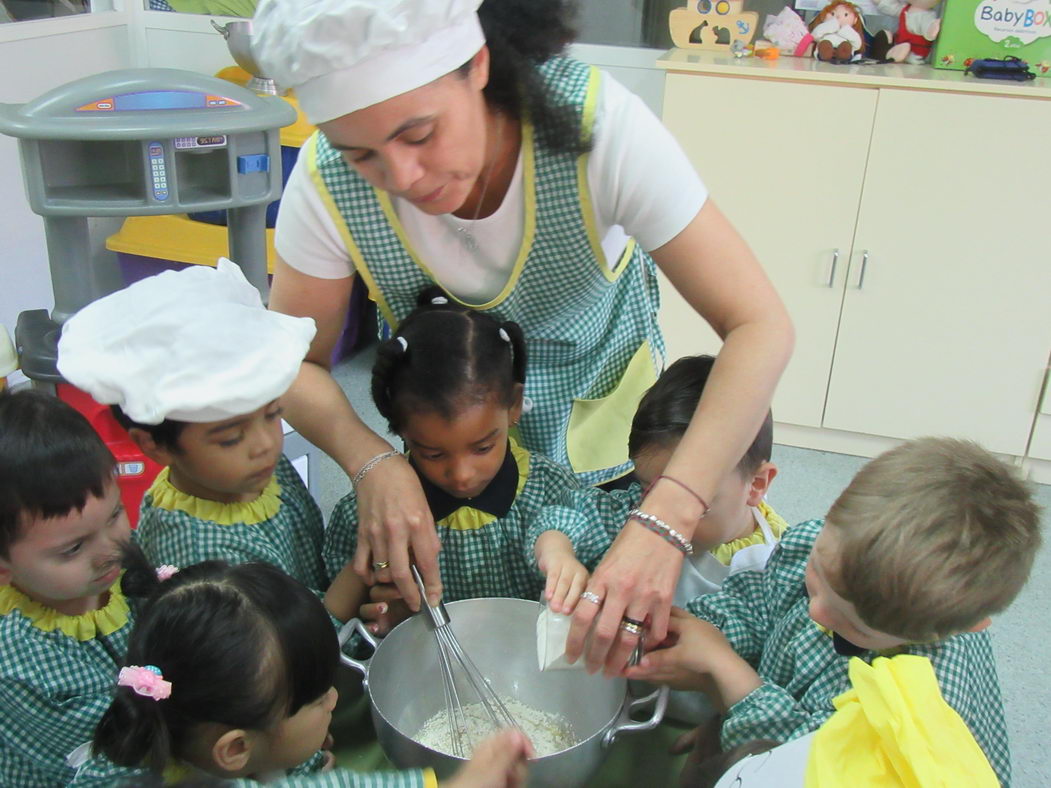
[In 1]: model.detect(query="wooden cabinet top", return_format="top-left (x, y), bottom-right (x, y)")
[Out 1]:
top-left (657, 48), bottom-right (1051, 100)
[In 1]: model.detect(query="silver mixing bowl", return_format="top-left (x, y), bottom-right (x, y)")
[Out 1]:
top-left (211, 19), bottom-right (280, 95)
top-left (341, 598), bottom-right (667, 788)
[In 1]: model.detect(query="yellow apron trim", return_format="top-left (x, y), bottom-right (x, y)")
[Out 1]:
top-left (147, 466), bottom-right (282, 526)
top-left (435, 441), bottom-right (530, 531)
top-left (806, 655), bottom-right (999, 788)
top-left (566, 341), bottom-right (658, 477)
top-left (575, 67), bottom-right (637, 284)
top-left (162, 760), bottom-right (193, 785)
top-left (372, 121), bottom-right (539, 318)
top-left (708, 501), bottom-right (788, 566)
top-left (306, 133), bottom-right (396, 327)
top-left (0, 575), bottom-right (130, 641)
top-left (422, 767), bottom-right (439, 788)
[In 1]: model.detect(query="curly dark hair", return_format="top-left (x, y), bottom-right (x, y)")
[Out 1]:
top-left (472, 0), bottom-right (591, 155)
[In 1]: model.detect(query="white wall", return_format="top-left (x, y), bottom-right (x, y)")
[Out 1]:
top-left (0, 15), bottom-right (132, 351)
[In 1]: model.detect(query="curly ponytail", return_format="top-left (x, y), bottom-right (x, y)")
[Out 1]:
top-left (474, 0), bottom-right (591, 155)
top-left (499, 320), bottom-right (528, 387)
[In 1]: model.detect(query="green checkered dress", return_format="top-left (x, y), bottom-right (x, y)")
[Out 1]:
top-left (309, 56), bottom-right (664, 486)
top-left (685, 519), bottom-right (1012, 787)
top-left (525, 482), bottom-right (641, 571)
top-left (0, 581), bottom-right (132, 786)
top-left (71, 754), bottom-right (434, 787)
top-left (325, 445), bottom-right (581, 602)
top-left (135, 454), bottom-right (328, 592)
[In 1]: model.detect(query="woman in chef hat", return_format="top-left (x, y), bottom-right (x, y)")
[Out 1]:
top-left (253, 0), bottom-right (794, 676)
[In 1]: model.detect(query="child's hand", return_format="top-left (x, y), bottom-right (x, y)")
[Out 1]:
top-left (535, 531), bottom-right (589, 614)
top-left (360, 583), bottom-right (412, 636)
top-left (626, 608), bottom-right (761, 707)
top-left (444, 728), bottom-right (534, 788)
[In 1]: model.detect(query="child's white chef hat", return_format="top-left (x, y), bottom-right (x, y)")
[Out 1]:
top-left (57, 259), bottom-right (316, 426)
top-left (253, 0), bottom-right (484, 124)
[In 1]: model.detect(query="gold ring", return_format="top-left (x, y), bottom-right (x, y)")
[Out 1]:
top-left (372, 561), bottom-right (390, 571)
top-left (621, 616), bottom-right (644, 627)
top-left (619, 620), bottom-right (643, 636)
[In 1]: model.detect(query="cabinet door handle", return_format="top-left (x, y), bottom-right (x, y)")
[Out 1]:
top-left (826, 249), bottom-right (839, 288)
top-left (856, 250), bottom-right (869, 289)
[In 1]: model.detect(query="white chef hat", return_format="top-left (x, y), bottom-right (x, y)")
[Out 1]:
top-left (57, 259), bottom-right (316, 426)
top-left (253, 0), bottom-right (485, 124)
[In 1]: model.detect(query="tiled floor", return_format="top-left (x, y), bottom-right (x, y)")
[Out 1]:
top-left (321, 346), bottom-right (1050, 787)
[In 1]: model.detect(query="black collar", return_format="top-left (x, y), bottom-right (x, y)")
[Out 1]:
top-left (410, 442), bottom-right (519, 523)
top-left (832, 632), bottom-right (869, 657)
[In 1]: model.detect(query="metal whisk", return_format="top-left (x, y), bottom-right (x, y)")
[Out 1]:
top-left (412, 566), bottom-right (520, 757)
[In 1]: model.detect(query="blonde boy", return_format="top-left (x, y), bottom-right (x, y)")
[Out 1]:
top-left (628, 437), bottom-right (1041, 788)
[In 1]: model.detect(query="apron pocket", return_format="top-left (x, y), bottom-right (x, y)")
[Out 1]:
top-left (566, 341), bottom-right (658, 477)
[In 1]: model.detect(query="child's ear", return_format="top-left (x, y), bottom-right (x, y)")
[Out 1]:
top-left (128, 428), bottom-right (175, 467)
top-left (210, 728), bottom-right (253, 774)
top-left (508, 383), bottom-right (525, 426)
top-left (968, 617), bottom-right (992, 633)
top-left (745, 462), bottom-right (778, 507)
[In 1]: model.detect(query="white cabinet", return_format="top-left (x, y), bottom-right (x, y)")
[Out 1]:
top-left (657, 52), bottom-right (1051, 460)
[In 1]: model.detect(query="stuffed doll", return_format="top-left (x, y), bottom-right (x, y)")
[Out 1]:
top-left (872, 0), bottom-right (941, 63)
top-left (763, 7), bottom-right (815, 57)
top-left (809, 1), bottom-right (866, 62)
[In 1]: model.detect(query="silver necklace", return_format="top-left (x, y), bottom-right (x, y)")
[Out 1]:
top-left (449, 115), bottom-right (504, 253)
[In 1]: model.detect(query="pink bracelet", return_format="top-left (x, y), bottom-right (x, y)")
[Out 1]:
top-left (654, 475), bottom-right (711, 517)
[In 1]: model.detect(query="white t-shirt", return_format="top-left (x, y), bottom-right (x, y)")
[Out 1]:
top-left (275, 71), bottom-right (708, 304)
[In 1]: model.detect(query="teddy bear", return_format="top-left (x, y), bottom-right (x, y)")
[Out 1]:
top-left (809, 1), bottom-right (866, 62)
top-left (871, 0), bottom-right (942, 63)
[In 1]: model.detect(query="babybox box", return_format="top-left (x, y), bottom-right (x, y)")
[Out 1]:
top-left (932, 0), bottom-right (1051, 74)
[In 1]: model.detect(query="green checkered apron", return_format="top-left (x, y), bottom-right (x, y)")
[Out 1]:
top-left (307, 57), bottom-right (664, 486)
top-left (0, 584), bottom-right (132, 786)
top-left (685, 519), bottom-right (1012, 786)
top-left (135, 454), bottom-right (328, 592)
top-left (324, 444), bottom-right (582, 602)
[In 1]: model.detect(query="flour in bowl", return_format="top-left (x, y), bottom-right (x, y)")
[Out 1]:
top-left (415, 697), bottom-right (576, 758)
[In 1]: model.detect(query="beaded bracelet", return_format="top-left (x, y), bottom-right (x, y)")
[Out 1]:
top-left (351, 449), bottom-right (402, 489)
top-left (627, 508), bottom-right (694, 556)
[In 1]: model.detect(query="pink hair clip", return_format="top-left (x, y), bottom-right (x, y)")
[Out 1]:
top-left (118, 665), bottom-right (172, 701)
top-left (155, 565), bottom-right (179, 582)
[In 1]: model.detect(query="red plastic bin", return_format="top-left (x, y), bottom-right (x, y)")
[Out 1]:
top-left (56, 383), bottom-right (163, 528)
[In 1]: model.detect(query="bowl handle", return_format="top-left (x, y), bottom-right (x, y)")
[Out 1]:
top-left (601, 685), bottom-right (669, 749)
top-left (337, 618), bottom-right (379, 685)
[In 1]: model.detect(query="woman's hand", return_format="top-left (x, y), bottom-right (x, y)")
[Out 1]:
top-left (535, 531), bottom-right (589, 614)
top-left (564, 517), bottom-right (686, 677)
top-left (444, 729), bottom-right (534, 788)
top-left (350, 454), bottom-right (442, 611)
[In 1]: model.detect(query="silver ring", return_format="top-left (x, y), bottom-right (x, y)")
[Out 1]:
top-left (619, 620), bottom-right (643, 636)
top-left (372, 561), bottom-right (390, 571)
top-left (580, 590), bottom-right (603, 606)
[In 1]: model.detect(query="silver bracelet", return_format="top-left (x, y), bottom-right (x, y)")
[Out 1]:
top-left (627, 508), bottom-right (694, 556)
top-left (351, 450), bottom-right (401, 488)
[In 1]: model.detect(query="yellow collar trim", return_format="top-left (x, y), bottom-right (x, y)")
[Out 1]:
top-left (436, 441), bottom-right (530, 532)
top-left (147, 466), bottom-right (282, 526)
top-left (0, 576), bottom-right (129, 641)
top-left (708, 500), bottom-right (789, 566)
